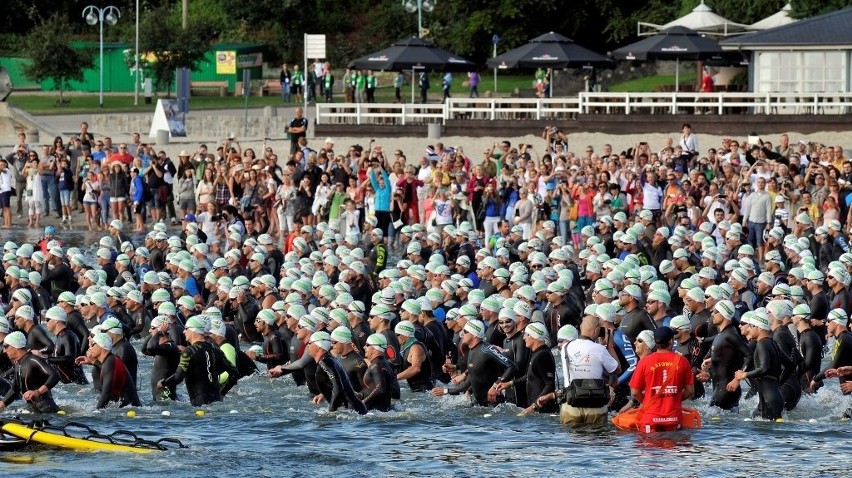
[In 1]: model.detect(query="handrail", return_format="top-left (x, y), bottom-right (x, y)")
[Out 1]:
top-left (314, 92), bottom-right (852, 125)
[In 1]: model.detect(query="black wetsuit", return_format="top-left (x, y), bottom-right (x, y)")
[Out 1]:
top-left (337, 351), bottom-right (368, 393)
top-left (128, 307), bottom-right (151, 339)
top-left (1, 352), bottom-right (60, 413)
top-left (814, 331), bottom-right (852, 393)
top-left (502, 332), bottom-right (530, 407)
top-left (797, 327), bottom-right (823, 390)
top-left (360, 356), bottom-right (400, 412)
top-left (772, 326), bottom-right (802, 410)
top-left (399, 338), bottom-right (433, 392)
top-left (350, 321), bottom-right (371, 355)
top-left (284, 335), bottom-right (308, 387)
top-left (484, 321), bottom-right (506, 347)
top-left (675, 336), bottom-right (709, 400)
top-left (256, 330), bottom-right (288, 370)
top-left (420, 320), bottom-right (450, 383)
top-left (162, 340), bottom-right (236, 406)
top-left (448, 341), bottom-right (518, 406)
top-left (96, 354), bottom-right (142, 409)
top-left (710, 325), bottom-right (753, 410)
top-left (280, 341), bottom-right (320, 396)
top-left (47, 328), bottom-right (85, 384)
top-left (744, 337), bottom-right (788, 420)
top-left (315, 354), bottom-right (368, 414)
top-left (513, 345), bottom-right (557, 413)
top-left (621, 307), bottom-right (657, 343)
top-left (379, 328), bottom-right (402, 372)
top-left (809, 291), bottom-right (830, 346)
top-left (24, 324), bottom-right (54, 354)
top-left (65, 310), bottom-right (89, 349)
top-left (142, 332), bottom-right (180, 401)
top-left (111, 339), bottom-right (138, 386)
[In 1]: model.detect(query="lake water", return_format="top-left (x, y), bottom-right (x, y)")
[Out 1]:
top-left (1, 227), bottom-right (850, 476)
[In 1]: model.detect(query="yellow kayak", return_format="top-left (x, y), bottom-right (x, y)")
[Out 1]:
top-left (1, 422), bottom-right (154, 454)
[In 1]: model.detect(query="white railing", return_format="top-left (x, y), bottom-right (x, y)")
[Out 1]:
top-left (314, 103), bottom-right (446, 126)
top-left (315, 92), bottom-right (852, 125)
top-left (446, 98), bottom-right (582, 120)
top-left (578, 92), bottom-right (852, 115)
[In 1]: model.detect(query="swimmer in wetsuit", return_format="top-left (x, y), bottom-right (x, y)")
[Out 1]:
top-left (0, 331), bottom-right (60, 413)
top-left (142, 316), bottom-right (180, 400)
top-left (158, 316), bottom-right (237, 406)
top-left (358, 333), bottom-right (401, 412)
top-left (767, 302), bottom-right (801, 410)
top-left (14, 305), bottom-right (54, 354)
top-left (306, 331), bottom-right (368, 414)
top-left (269, 313), bottom-right (318, 385)
top-left (44, 306), bottom-right (85, 384)
top-left (699, 300), bottom-right (752, 412)
top-left (810, 308), bottom-right (852, 394)
top-left (101, 317), bottom-right (139, 387)
top-left (247, 309), bottom-right (288, 370)
top-left (496, 323), bottom-right (557, 414)
top-left (432, 319), bottom-right (518, 406)
top-left (87, 332), bottom-right (142, 409)
top-left (394, 320), bottom-right (433, 392)
top-left (732, 311), bottom-right (790, 420)
top-left (791, 305), bottom-right (823, 392)
top-left (330, 327), bottom-right (367, 393)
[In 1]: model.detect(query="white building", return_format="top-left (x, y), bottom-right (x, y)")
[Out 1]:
top-left (720, 8), bottom-right (852, 94)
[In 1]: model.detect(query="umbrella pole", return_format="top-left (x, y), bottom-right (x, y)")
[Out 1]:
top-left (675, 58), bottom-right (679, 92)
top-left (411, 70), bottom-right (415, 104)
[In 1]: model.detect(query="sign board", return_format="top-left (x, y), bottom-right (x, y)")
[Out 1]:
top-left (177, 67), bottom-right (190, 114)
top-left (305, 34), bottom-right (327, 60)
top-left (216, 51), bottom-right (236, 74)
top-left (148, 99), bottom-right (186, 138)
top-left (237, 52), bottom-right (263, 69)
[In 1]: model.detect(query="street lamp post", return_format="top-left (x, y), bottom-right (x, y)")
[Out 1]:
top-left (403, 0), bottom-right (435, 103)
top-left (82, 5), bottom-right (121, 108)
top-left (403, 0), bottom-right (434, 39)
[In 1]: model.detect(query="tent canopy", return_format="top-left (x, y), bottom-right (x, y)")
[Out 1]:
top-left (485, 32), bottom-right (614, 70)
top-left (639, 0), bottom-right (749, 37)
top-left (347, 37), bottom-right (475, 72)
top-left (749, 3), bottom-right (796, 30)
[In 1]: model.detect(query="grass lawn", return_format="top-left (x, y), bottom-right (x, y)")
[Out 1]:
top-left (7, 74), bottom-right (542, 114)
top-left (608, 72), bottom-right (698, 92)
top-left (7, 94), bottom-right (287, 115)
top-left (10, 73), bottom-right (698, 114)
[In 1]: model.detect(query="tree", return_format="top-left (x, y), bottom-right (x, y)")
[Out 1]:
top-left (22, 13), bottom-right (94, 104)
top-left (136, 4), bottom-right (212, 95)
top-left (790, 0), bottom-right (852, 18)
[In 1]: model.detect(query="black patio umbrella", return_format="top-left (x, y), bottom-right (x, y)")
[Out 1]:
top-left (486, 32), bottom-right (614, 70)
top-left (347, 37), bottom-right (476, 72)
top-left (612, 26), bottom-right (723, 91)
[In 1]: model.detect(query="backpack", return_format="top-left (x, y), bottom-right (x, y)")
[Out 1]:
top-left (142, 179), bottom-right (153, 202)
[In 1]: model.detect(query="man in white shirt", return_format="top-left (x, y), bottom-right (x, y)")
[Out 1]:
top-left (741, 177), bottom-right (773, 261)
top-left (558, 313), bottom-right (620, 425)
top-left (641, 172), bottom-right (664, 222)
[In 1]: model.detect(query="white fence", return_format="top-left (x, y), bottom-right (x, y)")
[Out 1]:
top-left (315, 92), bottom-right (852, 125)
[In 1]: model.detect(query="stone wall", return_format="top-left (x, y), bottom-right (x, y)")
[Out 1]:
top-left (92, 113), bottom-right (291, 140)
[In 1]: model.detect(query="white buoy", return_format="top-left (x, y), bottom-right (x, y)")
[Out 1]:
top-left (162, 410), bottom-right (171, 416)
top-left (483, 413), bottom-right (493, 418)
top-left (230, 410), bottom-right (238, 414)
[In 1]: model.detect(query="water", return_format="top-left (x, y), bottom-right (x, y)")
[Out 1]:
top-left (2, 227), bottom-right (851, 476)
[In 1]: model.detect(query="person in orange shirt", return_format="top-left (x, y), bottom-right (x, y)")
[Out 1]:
top-left (629, 327), bottom-right (694, 433)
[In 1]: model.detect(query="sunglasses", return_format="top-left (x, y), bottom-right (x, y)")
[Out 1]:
top-left (498, 320), bottom-right (513, 325)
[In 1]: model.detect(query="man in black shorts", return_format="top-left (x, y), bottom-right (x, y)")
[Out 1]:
top-left (289, 107), bottom-right (308, 155)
